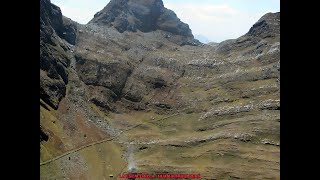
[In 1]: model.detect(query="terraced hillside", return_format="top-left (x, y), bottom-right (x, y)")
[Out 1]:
top-left (40, 0), bottom-right (280, 179)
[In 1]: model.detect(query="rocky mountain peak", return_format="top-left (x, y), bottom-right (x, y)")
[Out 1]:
top-left (247, 12), bottom-right (280, 38)
top-left (89, 0), bottom-right (194, 38)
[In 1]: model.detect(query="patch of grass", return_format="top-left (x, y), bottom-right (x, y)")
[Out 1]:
top-left (40, 105), bottom-right (65, 162)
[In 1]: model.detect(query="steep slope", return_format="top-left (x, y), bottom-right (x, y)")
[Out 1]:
top-left (40, 0), bottom-right (280, 179)
top-left (89, 0), bottom-right (200, 46)
top-left (40, 0), bottom-right (127, 178)
top-left (40, 0), bottom-right (71, 110)
top-left (217, 12), bottom-right (280, 56)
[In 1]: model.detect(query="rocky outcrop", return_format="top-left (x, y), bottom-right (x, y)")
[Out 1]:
top-left (88, 0), bottom-right (200, 46)
top-left (247, 12), bottom-right (280, 38)
top-left (89, 0), bottom-right (193, 37)
top-left (217, 12), bottom-right (280, 55)
top-left (40, 0), bottom-right (78, 109)
top-left (40, 0), bottom-right (77, 45)
top-left (75, 54), bottom-right (132, 97)
top-left (61, 17), bottom-right (78, 45)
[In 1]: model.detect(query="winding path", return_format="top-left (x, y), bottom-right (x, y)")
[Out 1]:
top-left (40, 113), bottom-right (180, 166)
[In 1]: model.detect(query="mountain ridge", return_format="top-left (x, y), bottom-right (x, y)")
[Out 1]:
top-left (40, 0), bottom-right (280, 179)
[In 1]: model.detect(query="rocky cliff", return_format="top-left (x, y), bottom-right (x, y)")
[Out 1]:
top-left (89, 0), bottom-right (200, 46)
top-left (40, 0), bottom-right (74, 110)
top-left (40, 0), bottom-right (280, 179)
top-left (90, 0), bottom-right (192, 36)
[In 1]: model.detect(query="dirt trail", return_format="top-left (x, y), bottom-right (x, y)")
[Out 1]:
top-left (40, 113), bottom-right (180, 166)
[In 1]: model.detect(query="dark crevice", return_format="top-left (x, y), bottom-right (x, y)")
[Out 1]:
top-left (40, 127), bottom-right (49, 142)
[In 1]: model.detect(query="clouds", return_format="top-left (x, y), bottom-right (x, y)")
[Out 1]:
top-left (163, 1), bottom-right (277, 42)
top-left (58, 5), bottom-right (93, 24)
top-left (51, 0), bottom-right (279, 42)
top-left (51, 0), bottom-right (110, 24)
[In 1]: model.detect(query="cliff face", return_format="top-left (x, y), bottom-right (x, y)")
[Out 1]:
top-left (40, 0), bottom-right (72, 109)
top-left (40, 0), bottom-right (280, 179)
top-left (89, 0), bottom-right (193, 37)
top-left (247, 12), bottom-right (280, 38)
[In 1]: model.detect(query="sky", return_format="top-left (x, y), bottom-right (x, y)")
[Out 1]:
top-left (51, 0), bottom-right (280, 43)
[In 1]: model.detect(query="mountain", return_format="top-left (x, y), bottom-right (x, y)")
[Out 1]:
top-left (194, 34), bottom-right (211, 44)
top-left (90, 0), bottom-right (191, 36)
top-left (40, 0), bottom-right (280, 179)
top-left (89, 0), bottom-right (200, 46)
top-left (217, 12), bottom-right (280, 54)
